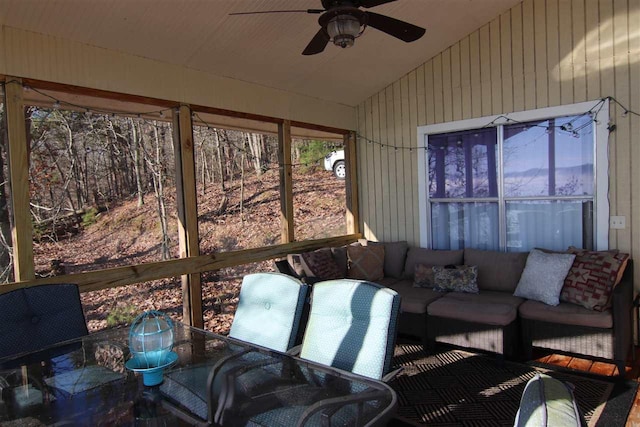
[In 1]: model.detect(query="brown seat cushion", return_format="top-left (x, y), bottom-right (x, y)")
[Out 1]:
top-left (386, 280), bottom-right (444, 314)
top-left (518, 300), bottom-right (613, 329)
top-left (427, 291), bottom-right (524, 326)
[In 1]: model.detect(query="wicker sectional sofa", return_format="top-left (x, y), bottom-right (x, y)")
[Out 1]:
top-left (278, 240), bottom-right (633, 374)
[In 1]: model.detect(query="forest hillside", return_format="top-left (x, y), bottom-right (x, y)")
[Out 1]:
top-left (34, 167), bottom-right (346, 333)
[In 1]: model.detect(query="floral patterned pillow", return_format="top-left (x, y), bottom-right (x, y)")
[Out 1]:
top-left (432, 265), bottom-right (479, 293)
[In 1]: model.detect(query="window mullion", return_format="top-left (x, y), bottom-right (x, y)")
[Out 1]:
top-left (497, 125), bottom-right (506, 251)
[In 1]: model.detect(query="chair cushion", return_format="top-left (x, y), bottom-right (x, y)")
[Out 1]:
top-left (300, 279), bottom-right (400, 380)
top-left (229, 273), bottom-right (308, 352)
top-left (514, 373), bottom-right (583, 427)
top-left (160, 365), bottom-right (211, 420)
top-left (464, 248), bottom-right (528, 292)
top-left (0, 284), bottom-right (88, 359)
top-left (427, 291), bottom-right (523, 325)
top-left (518, 300), bottom-right (613, 329)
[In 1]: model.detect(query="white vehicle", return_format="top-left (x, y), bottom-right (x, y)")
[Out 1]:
top-left (324, 150), bottom-right (345, 179)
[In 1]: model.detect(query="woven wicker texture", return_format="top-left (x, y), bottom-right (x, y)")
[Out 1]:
top-left (391, 345), bottom-right (635, 426)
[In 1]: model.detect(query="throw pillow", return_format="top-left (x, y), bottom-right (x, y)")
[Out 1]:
top-left (432, 265), bottom-right (479, 293)
top-left (413, 263), bottom-right (435, 288)
top-left (513, 249), bottom-right (576, 306)
top-left (300, 249), bottom-right (342, 280)
top-left (560, 248), bottom-right (630, 311)
top-left (347, 245), bottom-right (385, 281)
top-left (403, 247), bottom-right (464, 280)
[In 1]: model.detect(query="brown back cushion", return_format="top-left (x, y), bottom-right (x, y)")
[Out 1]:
top-left (403, 248), bottom-right (464, 279)
top-left (464, 248), bottom-right (528, 292)
top-left (366, 241), bottom-right (409, 279)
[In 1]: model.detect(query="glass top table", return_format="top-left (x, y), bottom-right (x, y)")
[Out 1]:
top-left (0, 322), bottom-right (397, 426)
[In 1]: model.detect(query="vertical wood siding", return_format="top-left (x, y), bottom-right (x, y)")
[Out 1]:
top-left (356, 0), bottom-right (640, 270)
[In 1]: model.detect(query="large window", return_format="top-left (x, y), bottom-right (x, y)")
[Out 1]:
top-left (418, 101), bottom-right (609, 252)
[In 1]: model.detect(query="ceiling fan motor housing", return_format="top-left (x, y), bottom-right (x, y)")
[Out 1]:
top-left (319, 7), bottom-right (367, 48)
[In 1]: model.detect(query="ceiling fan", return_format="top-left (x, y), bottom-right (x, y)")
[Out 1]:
top-left (230, 0), bottom-right (426, 55)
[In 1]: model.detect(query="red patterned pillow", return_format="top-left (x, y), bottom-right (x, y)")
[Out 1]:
top-left (560, 248), bottom-right (629, 311)
top-left (300, 249), bottom-right (343, 280)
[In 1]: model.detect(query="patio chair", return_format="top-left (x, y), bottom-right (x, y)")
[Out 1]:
top-left (229, 272), bottom-right (309, 352)
top-left (297, 278), bottom-right (401, 381)
top-left (213, 279), bottom-right (402, 426)
top-left (0, 283), bottom-right (88, 359)
top-left (160, 272), bottom-right (309, 424)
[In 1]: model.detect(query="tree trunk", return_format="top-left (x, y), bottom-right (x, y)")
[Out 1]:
top-left (151, 122), bottom-right (170, 260)
top-left (0, 105), bottom-right (14, 283)
top-left (198, 131), bottom-right (208, 195)
top-left (214, 129), bottom-right (225, 191)
top-left (128, 118), bottom-right (144, 207)
top-left (240, 149), bottom-right (245, 224)
top-left (247, 133), bottom-right (264, 176)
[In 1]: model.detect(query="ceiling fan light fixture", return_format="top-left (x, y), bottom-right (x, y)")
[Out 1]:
top-left (326, 14), bottom-right (362, 48)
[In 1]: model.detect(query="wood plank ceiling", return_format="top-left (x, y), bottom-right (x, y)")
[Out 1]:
top-left (0, 0), bottom-right (522, 108)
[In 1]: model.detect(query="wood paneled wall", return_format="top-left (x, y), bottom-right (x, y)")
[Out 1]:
top-left (357, 0), bottom-right (639, 266)
top-left (0, 26), bottom-right (356, 131)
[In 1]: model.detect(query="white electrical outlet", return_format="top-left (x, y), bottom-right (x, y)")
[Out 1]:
top-left (610, 216), bottom-right (626, 229)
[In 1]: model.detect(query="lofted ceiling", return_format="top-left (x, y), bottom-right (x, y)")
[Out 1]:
top-left (0, 0), bottom-right (522, 109)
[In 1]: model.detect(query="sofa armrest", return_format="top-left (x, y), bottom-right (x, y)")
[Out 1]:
top-left (273, 259), bottom-right (299, 278)
top-left (612, 259), bottom-right (633, 369)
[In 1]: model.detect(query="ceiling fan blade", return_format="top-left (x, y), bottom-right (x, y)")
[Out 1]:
top-left (365, 11), bottom-right (425, 42)
top-left (302, 28), bottom-right (330, 55)
top-left (229, 9), bottom-right (324, 16)
top-left (358, 0), bottom-right (397, 8)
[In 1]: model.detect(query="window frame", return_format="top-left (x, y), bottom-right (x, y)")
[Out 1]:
top-left (417, 100), bottom-right (610, 251)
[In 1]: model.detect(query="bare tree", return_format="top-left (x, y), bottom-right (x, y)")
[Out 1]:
top-left (0, 102), bottom-right (13, 283)
top-left (142, 122), bottom-right (171, 259)
top-left (128, 118), bottom-right (145, 207)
